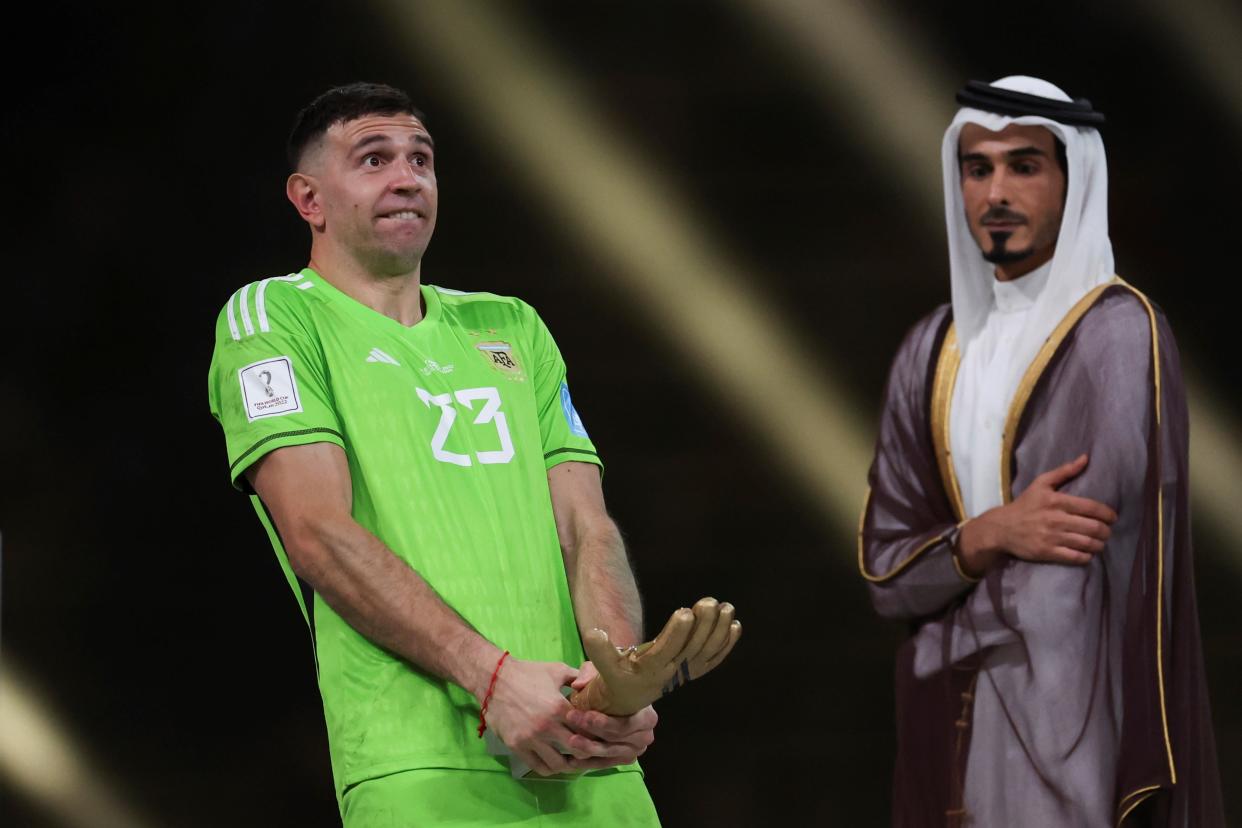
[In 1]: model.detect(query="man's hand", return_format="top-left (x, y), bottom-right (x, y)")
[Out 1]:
top-left (481, 657), bottom-right (613, 777)
top-left (558, 662), bottom-right (658, 769)
top-left (957, 454), bottom-right (1118, 576)
top-left (483, 658), bottom-right (658, 776)
top-left (569, 597), bottom-right (741, 715)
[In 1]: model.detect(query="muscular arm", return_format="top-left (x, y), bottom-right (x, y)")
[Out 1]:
top-left (548, 461), bottom-right (643, 647)
top-left (548, 461), bottom-right (656, 763)
top-left (249, 443), bottom-right (621, 775)
top-left (248, 442), bottom-right (501, 698)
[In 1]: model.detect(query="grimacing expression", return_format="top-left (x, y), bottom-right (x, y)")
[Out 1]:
top-left (958, 123), bottom-right (1066, 268)
top-left (304, 113), bottom-right (438, 272)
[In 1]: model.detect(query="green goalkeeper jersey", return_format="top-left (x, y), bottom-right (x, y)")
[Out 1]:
top-left (207, 267), bottom-right (610, 796)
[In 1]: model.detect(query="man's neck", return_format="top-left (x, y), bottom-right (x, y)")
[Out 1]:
top-left (308, 243), bottom-right (425, 327)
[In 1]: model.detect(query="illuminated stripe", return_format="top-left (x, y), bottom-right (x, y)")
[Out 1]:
top-left (0, 662), bottom-right (157, 828)
top-left (1140, 0), bottom-right (1242, 137)
top-left (726, 0), bottom-right (953, 219)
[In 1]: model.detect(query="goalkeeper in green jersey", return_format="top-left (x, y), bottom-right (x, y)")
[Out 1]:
top-left (208, 83), bottom-right (661, 826)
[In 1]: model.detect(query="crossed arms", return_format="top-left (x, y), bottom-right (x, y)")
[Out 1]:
top-left (863, 297), bottom-right (1164, 671)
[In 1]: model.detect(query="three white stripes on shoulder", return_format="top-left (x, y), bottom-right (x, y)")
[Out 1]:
top-left (226, 272), bottom-right (313, 341)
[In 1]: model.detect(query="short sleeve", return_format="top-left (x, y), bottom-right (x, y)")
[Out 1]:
top-left (523, 304), bottom-right (602, 472)
top-left (207, 281), bottom-right (345, 490)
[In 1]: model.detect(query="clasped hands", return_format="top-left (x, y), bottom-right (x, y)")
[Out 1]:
top-left (481, 657), bottom-right (658, 777)
top-left (483, 597), bottom-right (741, 776)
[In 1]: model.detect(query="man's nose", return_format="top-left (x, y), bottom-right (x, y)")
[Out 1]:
top-left (389, 158), bottom-right (423, 191)
top-left (987, 168), bottom-right (1011, 205)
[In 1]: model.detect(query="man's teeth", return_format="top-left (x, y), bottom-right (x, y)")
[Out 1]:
top-left (386, 211), bottom-right (418, 219)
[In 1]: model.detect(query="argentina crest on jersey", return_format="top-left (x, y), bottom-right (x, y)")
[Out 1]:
top-left (476, 340), bottom-right (525, 380)
top-left (559, 382), bottom-right (589, 438)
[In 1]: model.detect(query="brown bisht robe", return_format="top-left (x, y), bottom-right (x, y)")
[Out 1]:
top-left (859, 281), bottom-right (1224, 827)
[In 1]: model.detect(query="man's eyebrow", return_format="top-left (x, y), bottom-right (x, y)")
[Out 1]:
top-left (349, 134), bottom-right (391, 155)
top-left (349, 132), bottom-right (436, 155)
top-left (1005, 146), bottom-right (1047, 160)
top-left (958, 146), bottom-right (1048, 165)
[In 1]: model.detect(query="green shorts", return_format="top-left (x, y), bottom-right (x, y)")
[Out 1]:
top-left (340, 767), bottom-right (660, 827)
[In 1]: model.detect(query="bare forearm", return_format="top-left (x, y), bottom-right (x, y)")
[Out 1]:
top-left (290, 519), bottom-right (499, 700)
top-left (567, 524), bottom-right (643, 648)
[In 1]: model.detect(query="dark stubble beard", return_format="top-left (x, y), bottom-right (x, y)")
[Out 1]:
top-left (982, 231), bottom-right (1034, 264)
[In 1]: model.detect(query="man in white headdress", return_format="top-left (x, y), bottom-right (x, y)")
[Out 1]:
top-left (859, 76), bottom-right (1223, 827)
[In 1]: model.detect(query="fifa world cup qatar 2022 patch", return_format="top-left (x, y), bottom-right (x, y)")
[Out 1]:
top-left (477, 341), bottom-right (525, 380)
top-left (238, 356), bottom-right (303, 422)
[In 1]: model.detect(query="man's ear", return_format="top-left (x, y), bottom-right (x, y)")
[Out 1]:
top-left (287, 173), bottom-right (326, 230)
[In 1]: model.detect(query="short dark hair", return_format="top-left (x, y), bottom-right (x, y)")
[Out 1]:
top-left (287, 82), bottom-right (428, 171)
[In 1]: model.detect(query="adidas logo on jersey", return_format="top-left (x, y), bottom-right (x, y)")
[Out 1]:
top-left (366, 348), bottom-right (401, 366)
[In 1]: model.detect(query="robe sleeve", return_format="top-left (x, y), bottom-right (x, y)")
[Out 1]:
top-left (861, 306), bottom-right (978, 620)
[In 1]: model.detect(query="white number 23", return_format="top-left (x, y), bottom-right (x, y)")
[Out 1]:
top-left (415, 386), bottom-right (514, 466)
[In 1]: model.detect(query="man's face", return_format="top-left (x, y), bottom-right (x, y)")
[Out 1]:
top-left (302, 113), bottom-right (438, 274)
top-left (958, 123), bottom-right (1066, 273)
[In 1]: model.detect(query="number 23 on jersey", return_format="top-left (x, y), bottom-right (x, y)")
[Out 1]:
top-left (415, 386), bottom-right (514, 466)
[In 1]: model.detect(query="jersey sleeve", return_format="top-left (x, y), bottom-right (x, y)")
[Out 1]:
top-left (523, 303), bottom-right (603, 472)
top-left (207, 280), bottom-right (345, 490)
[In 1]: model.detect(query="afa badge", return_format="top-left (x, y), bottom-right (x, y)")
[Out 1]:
top-left (477, 341), bottom-right (525, 380)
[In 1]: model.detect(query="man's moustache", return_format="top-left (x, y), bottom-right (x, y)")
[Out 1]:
top-left (980, 208), bottom-right (1027, 224)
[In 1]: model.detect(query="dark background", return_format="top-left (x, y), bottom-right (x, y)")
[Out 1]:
top-left (2, 2), bottom-right (1238, 825)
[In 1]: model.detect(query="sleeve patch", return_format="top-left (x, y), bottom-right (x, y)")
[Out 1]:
top-left (239, 356), bottom-right (303, 421)
top-left (559, 382), bottom-right (589, 438)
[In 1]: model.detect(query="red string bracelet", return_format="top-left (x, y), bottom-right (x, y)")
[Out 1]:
top-left (477, 650), bottom-right (510, 738)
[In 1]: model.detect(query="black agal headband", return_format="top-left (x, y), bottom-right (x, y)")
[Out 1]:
top-left (956, 80), bottom-right (1106, 128)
